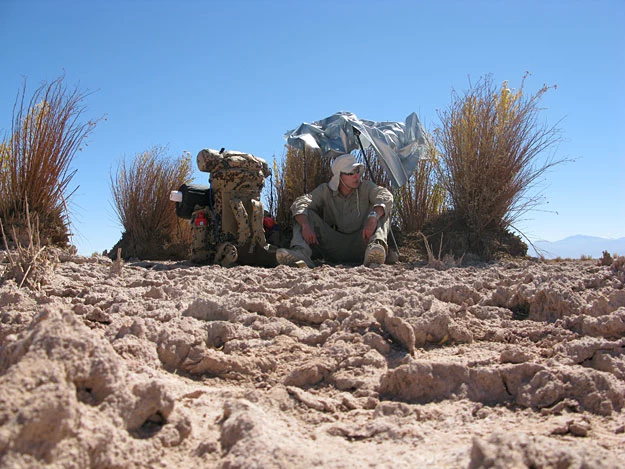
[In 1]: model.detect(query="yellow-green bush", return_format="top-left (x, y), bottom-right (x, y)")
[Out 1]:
top-left (434, 74), bottom-right (565, 258)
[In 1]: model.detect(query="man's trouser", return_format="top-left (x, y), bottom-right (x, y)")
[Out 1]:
top-left (290, 210), bottom-right (389, 264)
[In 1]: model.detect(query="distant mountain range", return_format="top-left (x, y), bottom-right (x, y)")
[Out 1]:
top-left (528, 235), bottom-right (625, 259)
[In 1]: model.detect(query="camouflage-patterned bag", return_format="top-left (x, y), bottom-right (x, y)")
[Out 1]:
top-left (186, 148), bottom-right (276, 266)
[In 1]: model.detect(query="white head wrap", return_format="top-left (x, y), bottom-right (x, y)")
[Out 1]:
top-left (328, 154), bottom-right (364, 191)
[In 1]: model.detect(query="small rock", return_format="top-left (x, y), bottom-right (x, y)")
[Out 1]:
top-left (86, 308), bottom-right (112, 324)
top-left (569, 420), bottom-right (590, 437)
top-left (500, 346), bottom-right (532, 364)
top-left (550, 420), bottom-right (570, 435)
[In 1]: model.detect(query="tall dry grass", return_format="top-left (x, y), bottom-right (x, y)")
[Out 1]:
top-left (109, 146), bottom-right (193, 259)
top-left (394, 142), bottom-right (446, 233)
top-left (360, 147), bottom-right (390, 190)
top-left (273, 146), bottom-right (331, 230)
top-left (0, 76), bottom-right (100, 247)
top-left (434, 74), bottom-right (565, 257)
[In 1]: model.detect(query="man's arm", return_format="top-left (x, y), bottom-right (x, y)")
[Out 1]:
top-left (361, 182), bottom-right (393, 244)
top-left (368, 183), bottom-right (393, 220)
top-left (368, 205), bottom-right (385, 220)
top-left (290, 186), bottom-right (327, 245)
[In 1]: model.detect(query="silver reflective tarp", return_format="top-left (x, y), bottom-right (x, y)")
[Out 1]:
top-left (284, 111), bottom-right (428, 188)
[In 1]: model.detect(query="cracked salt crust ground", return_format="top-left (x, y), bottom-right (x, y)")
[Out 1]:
top-left (0, 256), bottom-right (623, 468)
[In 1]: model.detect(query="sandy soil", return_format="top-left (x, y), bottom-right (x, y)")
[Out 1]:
top-left (1, 254), bottom-right (624, 468)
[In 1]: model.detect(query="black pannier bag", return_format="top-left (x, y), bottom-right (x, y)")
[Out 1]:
top-left (175, 183), bottom-right (213, 219)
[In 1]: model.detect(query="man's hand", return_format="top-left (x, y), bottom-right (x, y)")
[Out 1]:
top-left (301, 223), bottom-right (319, 245)
top-left (362, 216), bottom-right (378, 244)
top-left (295, 214), bottom-right (319, 245)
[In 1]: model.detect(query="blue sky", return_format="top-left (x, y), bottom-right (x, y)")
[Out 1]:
top-left (1, 0), bottom-right (624, 256)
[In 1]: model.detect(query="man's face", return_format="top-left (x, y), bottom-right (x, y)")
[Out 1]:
top-left (339, 167), bottom-right (362, 191)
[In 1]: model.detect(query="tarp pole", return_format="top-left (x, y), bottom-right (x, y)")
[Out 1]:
top-left (353, 128), bottom-right (374, 178)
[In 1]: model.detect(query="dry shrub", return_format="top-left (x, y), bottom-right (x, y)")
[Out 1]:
top-left (360, 147), bottom-right (391, 190)
top-left (0, 76), bottom-right (100, 247)
top-left (0, 202), bottom-right (57, 289)
top-left (418, 231), bottom-right (463, 270)
top-left (598, 250), bottom-right (613, 266)
top-left (434, 73), bottom-right (566, 259)
top-left (109, 146), bottom-right (192, 260)
top-left (609, 255), bottom-right (625, 285)
top-left (611, 256), bottom-right (625, 272)
top-left (394, 141), bottom-right (446, 232)
top-left (273, 146), bottom-right (331, 244)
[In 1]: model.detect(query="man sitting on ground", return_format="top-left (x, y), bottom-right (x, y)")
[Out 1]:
top-left (276, 153), bottom-right (393, 267)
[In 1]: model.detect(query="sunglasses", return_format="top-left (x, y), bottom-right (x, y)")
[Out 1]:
top-left (341, 168), bottom-right (362, 176)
